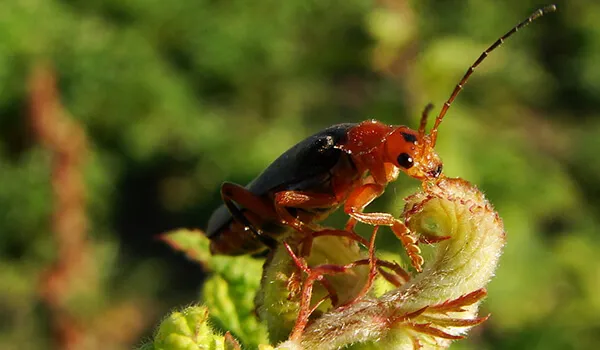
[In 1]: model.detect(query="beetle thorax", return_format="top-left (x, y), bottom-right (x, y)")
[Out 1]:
top-left (339, 120), bottom-right (393, 155)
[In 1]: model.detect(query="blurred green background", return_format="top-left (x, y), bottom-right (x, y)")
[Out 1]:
top-left (1, 0), bottom-right (599, 349)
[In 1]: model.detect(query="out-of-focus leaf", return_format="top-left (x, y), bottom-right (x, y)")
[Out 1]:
top-left (162, 229), bottom-right (269, 348)
top-left (160, 229), bottom-right (214, 267)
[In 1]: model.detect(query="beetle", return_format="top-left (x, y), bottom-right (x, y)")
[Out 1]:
top-left (206, 4), bottom-right (556, 272)
top-left (206, 114), bottom-right (439, 272)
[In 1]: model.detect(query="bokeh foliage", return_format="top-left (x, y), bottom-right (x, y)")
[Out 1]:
top-left (0, 0), bottom-right (599, 349)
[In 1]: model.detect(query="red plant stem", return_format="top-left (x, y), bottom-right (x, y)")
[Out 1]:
top-left (30, 65), bottom-right (91, 350)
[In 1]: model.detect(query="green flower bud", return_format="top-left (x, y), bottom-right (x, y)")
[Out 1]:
top-left (152, 305), bottom-right (238, 350)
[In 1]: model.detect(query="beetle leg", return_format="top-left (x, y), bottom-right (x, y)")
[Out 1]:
top-left (419, 233), bottom-right (451, 244)
top-left (344, 183), bottom-right (424, 272)
top-left (311, 228), bottom-right (369, 247)
top-left (274, 191), bottom-right (338, 234)
top-left (275, 191), bottom-right (338, 211)
top-left (222, 182), bottom-right (278, 218)
top-left (275, 191), bottom-right (357, 256)
top-left (338, 226), bottom-right (379, 307)
top-left (283, 226), bottom-right (413, 339)
top-left (299, 227), bottom-right (373, 258)
top-left (377, 263), bottom-right (410, 287)
top-left (284, 241), bottom-right (346, 340)
top-left (221, 182), bottom-right (279, 249)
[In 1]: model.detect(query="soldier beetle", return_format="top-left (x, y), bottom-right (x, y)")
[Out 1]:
top-left (206, 5), bottom-right (556, 272)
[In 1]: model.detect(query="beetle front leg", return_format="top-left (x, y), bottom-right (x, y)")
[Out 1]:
top-left (344, 183), bottom-right (424, 272)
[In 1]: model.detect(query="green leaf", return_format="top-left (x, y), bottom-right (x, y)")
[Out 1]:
top-left (159, 229), bottom-right (214, 268)
top-left (162, 229), bottom-right (269, 348)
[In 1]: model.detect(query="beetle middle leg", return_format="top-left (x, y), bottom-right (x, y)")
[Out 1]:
top-left (274, 191), bottom-right (341, 255)
top-left (274, 191), bottom-right (339, 233)
top-left (284, 226), bottom-right (379, 340)
top-left (308, 228), bottom-right (411, 286)
top-left (284, 225), bottom-right (411, 340)
top-left (344, 183), bottom-right (425, 272)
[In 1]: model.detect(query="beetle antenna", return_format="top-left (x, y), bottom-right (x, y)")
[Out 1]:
top-left (418, 103), bottom-right (434, 140)
top-left (429, 4), bottom-right (557, 146)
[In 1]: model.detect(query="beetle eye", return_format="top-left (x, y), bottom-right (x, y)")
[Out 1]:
top-left (397, 153), bottom-right (414, 169)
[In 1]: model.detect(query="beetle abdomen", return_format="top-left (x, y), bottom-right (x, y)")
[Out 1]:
top-left (206, 123), bottom-right (359, 255)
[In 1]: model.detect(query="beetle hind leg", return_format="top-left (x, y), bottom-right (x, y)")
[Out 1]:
top-left (220, 182), bottom-right (280, 250)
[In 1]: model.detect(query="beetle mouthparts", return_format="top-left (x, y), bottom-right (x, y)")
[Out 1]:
top-left (430, 164), bottom-right (443, 178)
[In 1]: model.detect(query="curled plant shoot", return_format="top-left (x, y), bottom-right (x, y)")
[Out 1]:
top-left (257, 177), bottom-right (506, 349)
